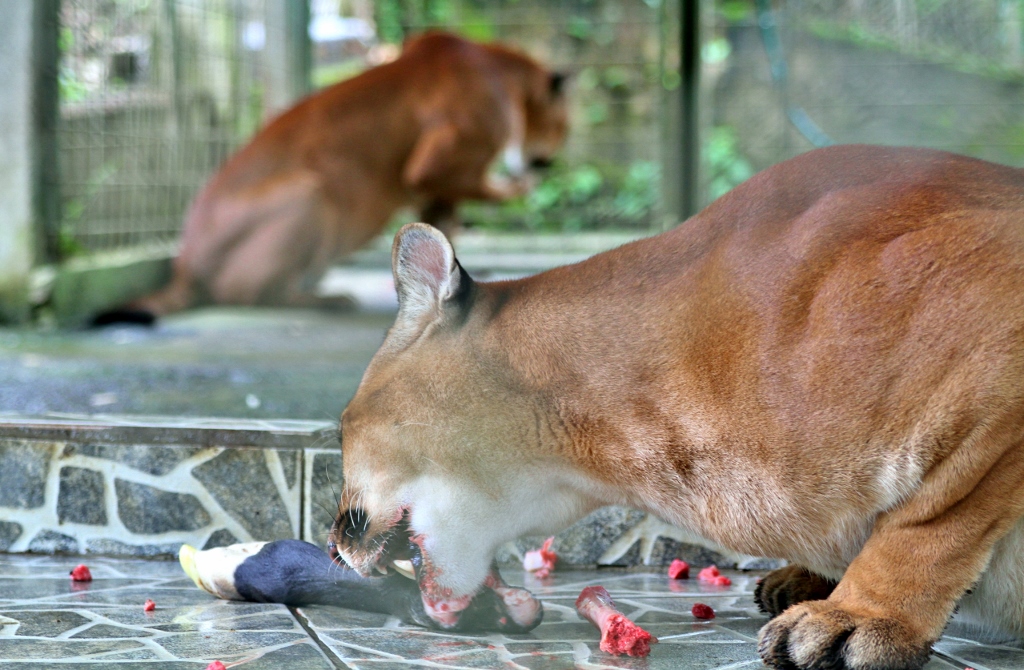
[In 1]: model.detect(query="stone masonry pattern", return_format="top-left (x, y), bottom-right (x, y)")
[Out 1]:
top-left (0, 416), bottom-right (780, 568)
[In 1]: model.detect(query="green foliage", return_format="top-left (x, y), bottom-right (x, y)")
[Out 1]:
top-left (56, 225), bottom-right (89, 260)
top-left (346, 0), bottom-right (671, 233)
top-left (58, 27), bottom-right (90, 103)
top-left (375, 0), bottom-right (405, 43)
top-left (59, 162), bottom-right (120, 259)
top-left (374, 0), bottom-right (457, 43)
top-left (704, 126), bottom-right (753, 201)
top-left (462, 159), bottom-right (660, 232)
top-left (702, 37), bottom-right (731, 64)
top-left (59, 68), bottom-right (90, 103)
top-left (312, 60), bottom-right (365, 88)
top-left (567, 16), bottom-right (594, 41)
top-left (977, 121), bottom-right (1024, 161)
top-left (719, 0), bottom-right (754, 23)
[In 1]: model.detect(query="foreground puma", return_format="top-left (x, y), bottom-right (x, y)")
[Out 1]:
top-left (331, 145), bottom-right (1024, 669)
top-left (117, 32), bottom-right (567, 320)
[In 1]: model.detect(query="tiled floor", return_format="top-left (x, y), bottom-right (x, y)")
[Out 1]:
top-left (0, 554), bottom-right (1016, 669)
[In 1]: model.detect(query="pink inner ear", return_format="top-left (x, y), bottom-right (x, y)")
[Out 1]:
top-left (402, 231), bottom-right (448, 290)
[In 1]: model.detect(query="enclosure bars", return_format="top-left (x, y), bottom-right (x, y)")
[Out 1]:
top-left (679, 0), bottom-right (700, 221)
top-left (0, 0), bottom-right (60, 323)
top-left (265, 0), bottom-right (313, 114)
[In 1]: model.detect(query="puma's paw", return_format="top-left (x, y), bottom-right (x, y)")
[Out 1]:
top-left (755, 565), bottom-right (837, 617)
top-left (757, 601), bottom-right (933, 670)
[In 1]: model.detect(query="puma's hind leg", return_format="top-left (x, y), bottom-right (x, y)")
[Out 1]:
top-left (955, 514), bottom-right (1024, 641)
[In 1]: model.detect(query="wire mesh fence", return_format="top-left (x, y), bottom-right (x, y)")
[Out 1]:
top-left (56, 0), bottom-right (275, 256)
top-left (703, 0), bottom-right (1024, 188)
top-left (788, 0), bottom-right (1023, 65)
top-left (51, 0), bottom-right (1024, 259)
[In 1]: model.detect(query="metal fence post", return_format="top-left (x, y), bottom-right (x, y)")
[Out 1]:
top-left (0, 0), bottom-right (60, 323)
top-left (679, 0), bottom-right (700, 222)
top-left (264, 0), bottom-right (312, 117)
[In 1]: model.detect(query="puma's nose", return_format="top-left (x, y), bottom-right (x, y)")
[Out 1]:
top-left (336, 507), bottom-right (369, 543)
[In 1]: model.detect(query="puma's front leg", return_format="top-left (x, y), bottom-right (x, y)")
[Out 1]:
top-left (478, 173), bottom-right (535, 202)
top-left (419, 200), bottom-right (461, 239)
top-left (759, 439), bottom-right (1024, 670)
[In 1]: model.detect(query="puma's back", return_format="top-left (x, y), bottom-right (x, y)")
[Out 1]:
top-left (332, 146), bottom-right (1024, 670)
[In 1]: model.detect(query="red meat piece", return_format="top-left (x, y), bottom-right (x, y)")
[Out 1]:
top-left (697, 565), bottom-right (719, 581)
top-left (523, 536), bottom-right (557, 577)
top-left (691, 602), bottom-right (715, 619)
top-left (143, 599), bottom-right (156, 612)
top-left (667, 559), bottom-right (689, 579)
top-left (698, 565), bottom-right (731, 585)
top-left (205, 662), bottom-right (227, 670)
top-left (70, 564), bottom-right (92, 582)
top-left (576, 585), bottom-right (656, 657)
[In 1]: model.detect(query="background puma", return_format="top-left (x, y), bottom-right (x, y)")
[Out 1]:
top-left (112, 31), bottom-right (568, 321)
top-left (331, 145), bottom-right (1024, 670)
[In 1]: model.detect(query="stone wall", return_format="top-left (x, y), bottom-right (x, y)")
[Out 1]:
top-left (0, 413), bottom-right (781, 570)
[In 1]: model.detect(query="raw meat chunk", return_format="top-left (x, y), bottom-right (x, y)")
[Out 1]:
top-left (523, 537), bottom-right (557, 578)
top-left (70, 565), bottom-right (92, 582)
top-left (691, 602), bottom-right (715, 619)
top-left (667, 559), bottom-right (689, 579)
top-left (576, 585), bottom-right (655, 657)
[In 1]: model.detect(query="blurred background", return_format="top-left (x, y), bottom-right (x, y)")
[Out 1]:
top-left (0, 0), bottom-right (1022, 567)
top-left (0, 0), bottom-right (1022, 418)
top-left (39, 0), bottom-right (1024, 248)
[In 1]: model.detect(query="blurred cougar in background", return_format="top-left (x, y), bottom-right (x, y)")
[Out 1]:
top-left (99, 31), bottom-right (568, 324)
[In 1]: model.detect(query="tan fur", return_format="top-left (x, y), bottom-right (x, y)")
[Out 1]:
top-left (332, 145), bottom-right (1024, 669)
top-left (131, 31), bottom-right (567, 315)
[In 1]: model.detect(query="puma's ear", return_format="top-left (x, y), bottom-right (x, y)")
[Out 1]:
top-left (392, 223), bottom-right (466, 319)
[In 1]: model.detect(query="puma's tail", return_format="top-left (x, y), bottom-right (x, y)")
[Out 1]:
top-left (91, 270), bottom-right (197, 327)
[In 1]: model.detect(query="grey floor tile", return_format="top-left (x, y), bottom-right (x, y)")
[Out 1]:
top-left (595, 640), bottom-right (760, 670)
top-left (0, 638), bottom-right (148, 660)
top-left (231, 640), bottom-right (338, 669)
top-left (69, 623), bottom-right (157, 638)
top-left (321, 628), bottom-right (492, 661)
top-left (0, 664), bottom-right (208, 669)
top-left (0, 556), bottom-right (1018, 668)
top-left (5, 610), bottom-right (92, 637)
top-left (154, 630), bottom-right (310, 658)
top-left (298, 604), bottom-right (397, 630)
top-left (925, 656), bottom-right (972, 670)
top-left (935, 639), bottom-right (1024, 670)
top-left (0, 577), bottom-right (144, 601)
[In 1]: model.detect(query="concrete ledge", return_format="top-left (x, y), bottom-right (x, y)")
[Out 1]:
top-left (49, 246), bottom-right (174, 328)
top-left (0, 413), bottom-right (335, 449)
top-left (39, 232), bottom-right (649, 327)
top-left (345, 230), bottom-right (652, 271)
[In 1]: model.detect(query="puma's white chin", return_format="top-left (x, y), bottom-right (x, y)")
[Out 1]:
top-left (414, 533), bottom-right (492, 596)
top-left (407, 478), bottom-right (501, 592)
top-left (412, 533), bottom-right (494, 628)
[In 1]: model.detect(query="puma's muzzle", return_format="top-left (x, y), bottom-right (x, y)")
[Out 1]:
top-left (329, 505), bottom-right (415, 579)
